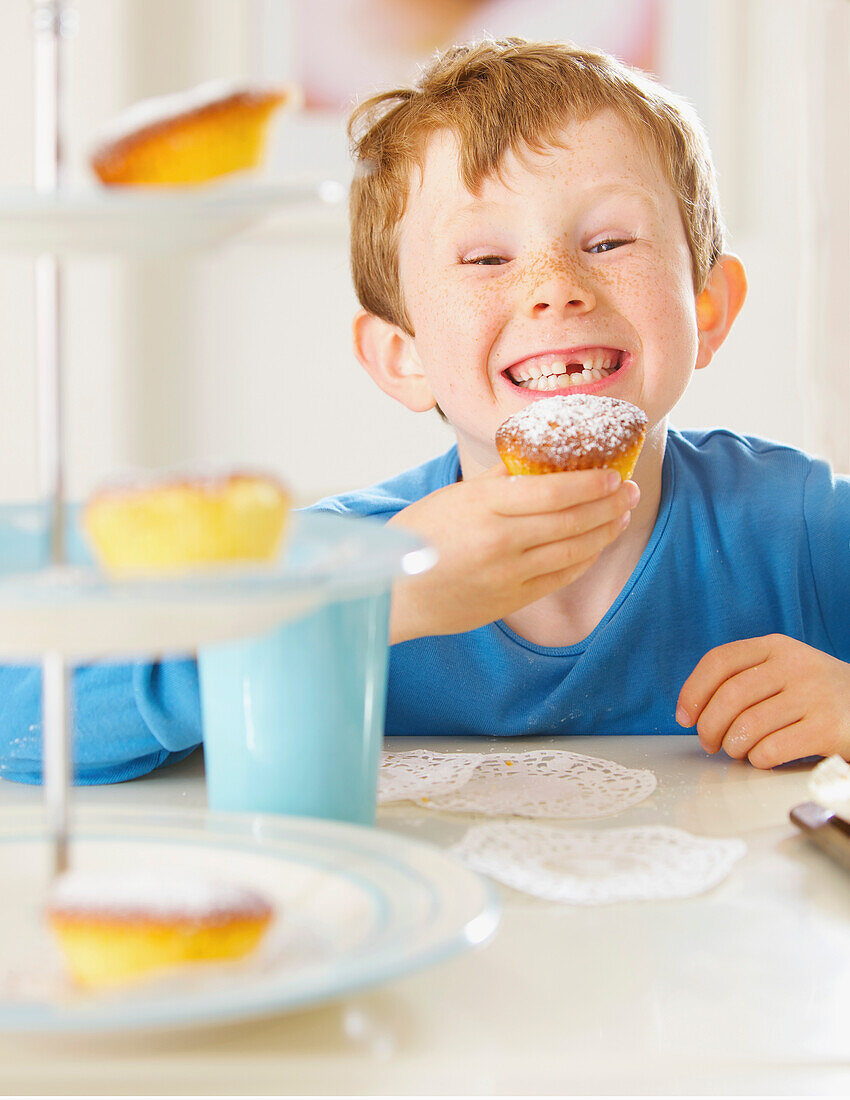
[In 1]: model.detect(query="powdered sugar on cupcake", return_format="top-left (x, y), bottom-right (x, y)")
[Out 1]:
top-left (496, 394), bottom-right (647, 466)
top-left (48, 871), bottom-right (272, 922)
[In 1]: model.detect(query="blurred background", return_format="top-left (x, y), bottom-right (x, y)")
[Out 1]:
top-left (0, 0), bottom-right (847, 503)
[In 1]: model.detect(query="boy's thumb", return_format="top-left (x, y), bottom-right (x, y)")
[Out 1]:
top-left (480, 461), bottom-right (512, 479)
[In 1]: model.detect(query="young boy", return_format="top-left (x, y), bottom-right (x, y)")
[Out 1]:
top-left (311, 37), bottom-right (850, 769)
top-left (1, 37), bottom-right (848, 784)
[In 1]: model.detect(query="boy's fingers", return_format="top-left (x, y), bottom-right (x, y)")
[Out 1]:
top-left (717, 691), bottom-right (801, 759)
top-left (676, 637), bottom-right (773, 732)
top-left (513, 484), bottom-right (636, 549)
top-left (521, 557), bottom-right (599, 604)
top-left (521, 513), bottom-right (629, 579)
top-left (745, 720), bottom-right (810, 770)
top-left (493, 468), bottom-right (622, 516)
top-left (692, 662), bottom-right (786, 754)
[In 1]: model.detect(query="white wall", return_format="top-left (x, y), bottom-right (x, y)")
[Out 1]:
top-left (0, 0), bottom-right (846, 505)
top-left (666, 0), bottom-right (850, 469)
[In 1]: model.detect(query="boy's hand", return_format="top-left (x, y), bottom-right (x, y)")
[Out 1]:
top-left (676, 634), bottom-right (850, 768)
top-left (387, 463), bottom-right (638, 644)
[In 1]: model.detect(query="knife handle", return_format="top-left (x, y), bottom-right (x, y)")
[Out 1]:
top-left (790, 801), bottom-right (850, 874)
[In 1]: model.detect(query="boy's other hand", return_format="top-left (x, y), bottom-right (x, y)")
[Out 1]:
top-left (386, 464), bottom-right (638, 644)
top-left (676, 634), bottom-right (850, 768)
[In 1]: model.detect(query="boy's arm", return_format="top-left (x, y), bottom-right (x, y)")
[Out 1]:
top-left (676, 635), bottom-right (850, 768)
top-left (0, 657), bottom-right (201, 781)
top-left (387, 462), bottom-right (638, 644)
top-left (677, 461), bottom-right (850, 769)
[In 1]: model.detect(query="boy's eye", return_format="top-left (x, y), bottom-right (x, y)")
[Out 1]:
top-left (587, 238), bottom-right (633, 254)
top-left (462, 254), bottom-right (508, 266)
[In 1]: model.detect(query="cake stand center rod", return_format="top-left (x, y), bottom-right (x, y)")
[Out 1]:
top-left (32, 0), bottom-right (78, 878)
top-left (42, 651), bottom-right (72, 875)
top-left (33, 0), bottom-right (76, 563)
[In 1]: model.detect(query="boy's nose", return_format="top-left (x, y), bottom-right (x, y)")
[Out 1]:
top-left (523, 256), bottom-right (596, 317)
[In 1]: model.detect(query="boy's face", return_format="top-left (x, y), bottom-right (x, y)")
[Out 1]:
top-left (396, 109), bottom-right (702, 473)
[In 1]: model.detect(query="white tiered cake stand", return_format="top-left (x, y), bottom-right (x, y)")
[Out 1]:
top-left (0, 2), bottom-right (433, 875)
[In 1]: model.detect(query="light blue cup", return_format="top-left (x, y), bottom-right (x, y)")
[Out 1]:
top-left (198, 591), bottom-right (391, 824)
top-left (195, 512), bottom-right (433, 825)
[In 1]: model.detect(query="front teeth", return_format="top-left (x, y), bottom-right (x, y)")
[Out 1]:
top-left (511, 351), bottom-right (620, 390)
top-left (515, 362), bottom-right (617, 390)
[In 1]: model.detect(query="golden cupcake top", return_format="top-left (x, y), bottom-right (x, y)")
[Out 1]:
top-left (496, 394), bottom-right (647, 471)
top-left (46, 870), bottom-right (275, 988)
top-left (83, 470), bottom-right (291, 576)
top-left (90, 79), bottom-right (297, 186)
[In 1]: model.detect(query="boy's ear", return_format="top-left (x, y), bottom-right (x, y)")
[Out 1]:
top-left (694, 254), bottom-right (748, 370)
top-left (352, 310), bottom-right (437, 413)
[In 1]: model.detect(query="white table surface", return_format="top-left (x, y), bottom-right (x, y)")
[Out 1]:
top-left (1, 734), bottom-right (849, 1096)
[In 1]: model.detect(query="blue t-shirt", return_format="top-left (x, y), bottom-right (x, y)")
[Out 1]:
top-left (0, 660), bottom-right (201, 785)
top-left (310, 428), bottom-right (850, 736)
top-left (0, 428), bottom-right (847, 782)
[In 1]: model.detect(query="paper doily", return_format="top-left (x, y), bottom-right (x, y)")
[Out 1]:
top-left (379, 749), bottom-right (656, 819)
top-left (379, 750), bottom-right (482, 803)
top-left (451, 821), bottom-right (746, 904)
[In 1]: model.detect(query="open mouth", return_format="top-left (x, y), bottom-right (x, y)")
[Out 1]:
top-left (503, 347), bottom-right (627, 392)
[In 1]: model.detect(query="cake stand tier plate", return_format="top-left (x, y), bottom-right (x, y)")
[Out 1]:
top-left (0, 806), bottom-right (500, 1033)
top-left (0, 512), bottom-right (433, 660)
top-left (0, 179), bottom-right (345, 255)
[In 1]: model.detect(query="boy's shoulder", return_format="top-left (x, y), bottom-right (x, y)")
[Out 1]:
top-left (670, 425), bottom-right (833, 484)
top-left (667, 426), bottom-right (849, 529)
top-left (306, 445), bottom-right (460, 520)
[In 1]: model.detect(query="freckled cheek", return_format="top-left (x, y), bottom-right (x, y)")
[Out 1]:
top-left (411, 284), bottom-right (505, 352)
top-left (654, 275), bottom-right (700, 357)
top-left (606, 262), bottom-right (696, 350)
top-left (409, 291), bottom-right (506, 407)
